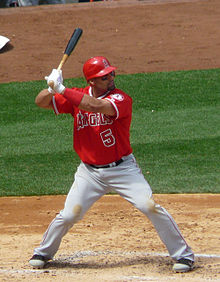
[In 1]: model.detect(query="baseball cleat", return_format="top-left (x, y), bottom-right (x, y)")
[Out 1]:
top-left (173, 258), bottom-right (194, 273)
top-left (29, 254), bottom-right (48, 269)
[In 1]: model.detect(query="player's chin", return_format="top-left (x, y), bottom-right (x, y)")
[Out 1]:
top-left (108, 82), bottom-right (115, 91)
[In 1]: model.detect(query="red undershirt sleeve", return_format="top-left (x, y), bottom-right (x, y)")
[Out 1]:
top-left (63, 88), bottom-right (84, 107)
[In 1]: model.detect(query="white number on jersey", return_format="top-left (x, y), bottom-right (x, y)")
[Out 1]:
top-left (100, 129), bottom-right (115, 147)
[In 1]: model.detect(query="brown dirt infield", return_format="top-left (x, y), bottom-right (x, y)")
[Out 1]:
top-left (0, 0), bottom-right (220, 281)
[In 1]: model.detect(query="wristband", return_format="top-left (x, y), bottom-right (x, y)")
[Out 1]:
top-left (63, 88), bottom-right (84, 107)
top-left (55, 82), bottom-right (65, 94)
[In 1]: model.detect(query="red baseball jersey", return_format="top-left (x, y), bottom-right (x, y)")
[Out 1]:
top-left (52, 86), bottom-right (133, 165)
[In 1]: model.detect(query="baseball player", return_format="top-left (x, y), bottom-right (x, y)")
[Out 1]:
top-left (29, 56), bottom-right (194, 273)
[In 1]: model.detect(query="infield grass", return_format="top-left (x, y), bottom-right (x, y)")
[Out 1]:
top-left (0, 69), bottom-right (219, 196)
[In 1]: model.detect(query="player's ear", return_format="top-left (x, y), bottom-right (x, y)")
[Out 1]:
top-left (89, 79), bottom-right (95, 86)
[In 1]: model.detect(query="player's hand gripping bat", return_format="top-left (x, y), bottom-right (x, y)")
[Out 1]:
top-left (48, 28), bottom-right (83, 88)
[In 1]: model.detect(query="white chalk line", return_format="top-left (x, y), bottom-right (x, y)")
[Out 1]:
top-left (57, 250), bottom-right (220, 259)
top-left (0, 250), bottom-right (219, 276)
top-left (119, 276), bottom-right (184, 281)
top-left (119, 275), bottom-right (220, 282)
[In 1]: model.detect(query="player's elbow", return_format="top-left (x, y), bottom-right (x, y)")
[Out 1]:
top-left (35, 96), bottom-right (46, 108)
top-left (35, 95), bottom-right (41, 107)
top-left (35, 90), bottom-right (53, 109)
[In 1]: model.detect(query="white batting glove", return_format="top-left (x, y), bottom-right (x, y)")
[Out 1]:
top-left (48, 86), bottom-right (55, 94)
top-left (45, 69), bottom-right (65, 94)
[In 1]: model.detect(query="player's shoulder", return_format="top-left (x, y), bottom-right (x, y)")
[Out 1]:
top-left (108, 88), bottom-right (132, 102)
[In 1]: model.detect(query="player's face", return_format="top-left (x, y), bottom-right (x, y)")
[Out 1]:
top-left (93, 71), bottom-right (116, 93)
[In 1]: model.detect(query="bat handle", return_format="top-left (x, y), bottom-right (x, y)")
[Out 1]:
top-left (48, 54), bottom-right (68, 88)
top-left (48, 54), bottom-right (68, 89)
top-left (57, 54), bottom-right (68, 71)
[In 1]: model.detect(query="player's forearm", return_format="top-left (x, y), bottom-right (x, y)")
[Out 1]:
top-left (79, 94), bottom-right (115, 116)
top-left (35, 89), bottom-right (54, 109)
top-left (63, 88), bottom-right (115, 116)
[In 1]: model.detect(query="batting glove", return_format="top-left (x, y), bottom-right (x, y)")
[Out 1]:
top-left (48, 86), bottom-right (55, 94)
top-left (45, 69), bottom-right (65, 94)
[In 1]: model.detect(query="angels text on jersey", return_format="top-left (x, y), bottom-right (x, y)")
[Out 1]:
top-left (77, 111), bottom-right (113, 131)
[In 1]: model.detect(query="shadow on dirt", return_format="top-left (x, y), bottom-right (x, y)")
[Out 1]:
top-left (0, 42), bottom-right (14, 53)
top-left (47, 255), bottom-right (171, 270)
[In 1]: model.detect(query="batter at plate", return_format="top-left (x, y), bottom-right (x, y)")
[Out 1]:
top-left (29, 56), bottom-right (194, 273)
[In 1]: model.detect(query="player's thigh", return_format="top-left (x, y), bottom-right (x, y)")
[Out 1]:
top-left (113, 160), bottom-right (153, 211)
top-left (116, 173), bottom-right (152, 203)
top-left (62, 164), bottom-right (106, 219)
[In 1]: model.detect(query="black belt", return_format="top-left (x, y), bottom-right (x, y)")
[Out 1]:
top-left (89, 158), bottom-right (123, 169)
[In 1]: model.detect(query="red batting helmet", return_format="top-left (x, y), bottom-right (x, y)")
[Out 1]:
top-left (83, 56), bottom-right (116, 81)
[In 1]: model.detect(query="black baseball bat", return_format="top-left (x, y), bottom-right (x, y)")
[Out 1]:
top-left (49, 28), bottom-right (83, 88)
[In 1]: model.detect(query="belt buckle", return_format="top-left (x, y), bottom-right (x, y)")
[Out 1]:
top-left (109, 162), bottom-right (116, 168)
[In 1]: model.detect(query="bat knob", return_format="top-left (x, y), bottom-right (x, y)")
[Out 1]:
top-left (48, 80), bottom-right (54, 89)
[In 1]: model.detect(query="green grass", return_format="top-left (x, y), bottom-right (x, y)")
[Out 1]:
top-left (0, 69), bottom-right (219, 196)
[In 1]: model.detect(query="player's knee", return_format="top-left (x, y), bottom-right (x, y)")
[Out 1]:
top-left (72, 204), bottom-right (83, 223)
top-left (136, 197), bottom-right (157, 214)
top-left (62, 204), bottom-right (83, 224)
top-left (146, 197), bottom-right (157, 213)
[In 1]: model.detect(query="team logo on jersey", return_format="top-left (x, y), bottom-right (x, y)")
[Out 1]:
top-left (110, 94), bottom-right (124, 101)
top-left (77, 111), bottom-right (113, 130)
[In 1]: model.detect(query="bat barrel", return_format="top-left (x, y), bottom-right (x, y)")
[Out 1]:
top-left (64, 28), bottom-right (83, 56)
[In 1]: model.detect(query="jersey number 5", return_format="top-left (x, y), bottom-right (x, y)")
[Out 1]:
top-left (100, 129), bottom-right (115, 147)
